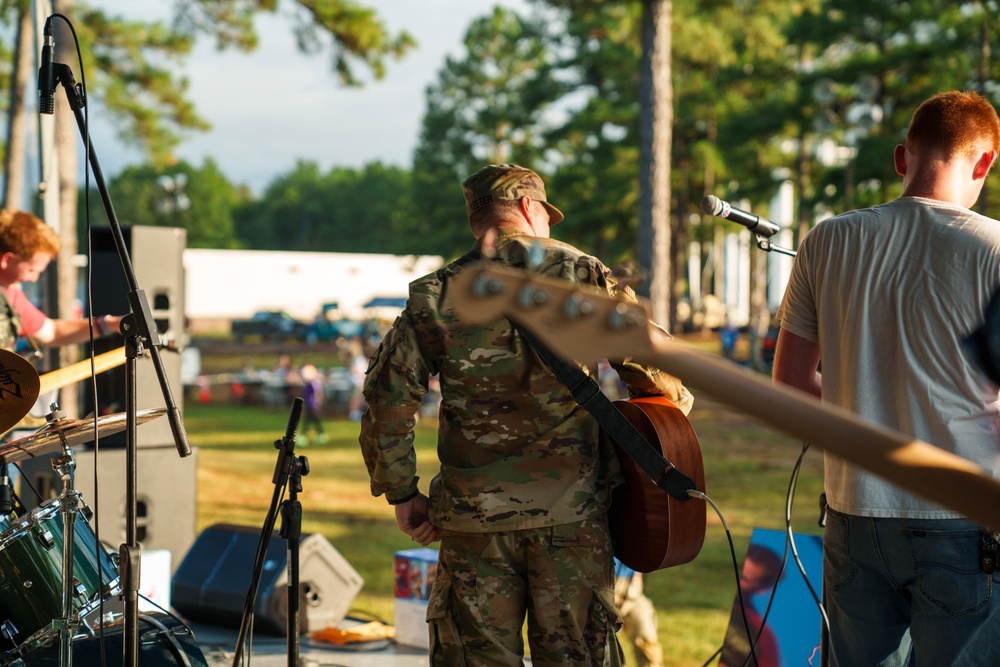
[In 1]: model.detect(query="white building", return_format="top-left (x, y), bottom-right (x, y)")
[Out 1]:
top-left (183, 249), bottom-right (444, 333)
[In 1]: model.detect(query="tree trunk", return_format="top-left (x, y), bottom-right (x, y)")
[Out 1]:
top-left (796, 124), bottom-right (811, 245)
top-left (637, 0), bottom-right (673, 329)
top-left (54, 0), bottom-right (80, 416)
top-left (977, 5), bottom-right (990, 215)
top-left (3, 4), bottom-right (33, 209)
top-left (672, 173), bottom-right (688, 332)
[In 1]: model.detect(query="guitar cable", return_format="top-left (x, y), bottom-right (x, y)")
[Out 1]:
top-left (782, 443), bottom-right (829, 665)
top-left (690, 489), bottom-right (761, 667)
top-left (739, 440), bottom-right (829, 667)
top-left (698, 439), bottom-right (829, 667)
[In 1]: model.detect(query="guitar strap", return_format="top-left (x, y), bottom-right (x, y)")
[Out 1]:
top-left (510, 318), bottom-right (696, 502)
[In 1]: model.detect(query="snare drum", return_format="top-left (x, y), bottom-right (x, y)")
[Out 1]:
top-left (0, 499), bottom-right (119, 654)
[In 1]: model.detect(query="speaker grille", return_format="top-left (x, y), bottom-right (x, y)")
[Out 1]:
top-left (171, 524), bottom-right (363, 635)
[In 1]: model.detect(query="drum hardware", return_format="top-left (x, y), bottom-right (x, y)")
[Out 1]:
top-left (0, 496), bottom-right (120, 664)
top-left (0, 407), bottom-right (167, 465)
top-left (1, 623), bottom-right (17, 647)
top-left (0, 403), bottom-right (164, 666)
top-left (6, 611), bottom-right (208, 666)
top-left (48, 403), bottom-right (84, 667)
top-left (0, 402), bottom-right (165, 666)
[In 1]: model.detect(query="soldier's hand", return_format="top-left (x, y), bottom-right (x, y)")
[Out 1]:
top-left (395, 493), bottom-right (439, 546)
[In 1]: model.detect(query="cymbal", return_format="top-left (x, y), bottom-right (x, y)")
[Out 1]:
top-left (0, 408), bottom-right (167, 464)
top-left (0, 348), bottom-right (40, 434)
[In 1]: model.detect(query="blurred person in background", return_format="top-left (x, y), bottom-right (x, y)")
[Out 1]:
top-left (299, 363), bottom-right (327, 445)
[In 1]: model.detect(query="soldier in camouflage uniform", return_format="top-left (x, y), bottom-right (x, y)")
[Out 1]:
top-left (0, 210), bottom-right (123, 350)
top-left (359, 164), bottom-right (693, 666)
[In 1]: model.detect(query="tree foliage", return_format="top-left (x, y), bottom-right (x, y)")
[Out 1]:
top-left (45, 0), bottom-right (1000, 334)
top-left (87, 158), bottom-right (248, 248)
top-left (409, 6), bottom-right (567, 259)
top-left (59, 0), bottom-right (415, 165)
top-left (233, 160), bottom-right (412, 253)
top-left (172, 0), bottom-right (415, 85)
top-left (0, 0), bottom-right (417, 266)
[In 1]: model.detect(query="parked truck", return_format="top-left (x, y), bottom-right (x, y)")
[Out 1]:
top-left (231, 310), bottom-right (308, 343)
top-left (303, 302), bottom-right (365, 344)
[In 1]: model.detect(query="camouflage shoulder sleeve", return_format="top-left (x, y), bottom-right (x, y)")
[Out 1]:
top-left (358, 308), bottom-right (430, 501)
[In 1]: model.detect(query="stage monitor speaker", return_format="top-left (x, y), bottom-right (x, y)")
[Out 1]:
top-left (85, 225), bottom-right (186, 448)
top-left (171, 524), bottom-right (364, 636)
top-left (17, 445), bottom-right (198, 573)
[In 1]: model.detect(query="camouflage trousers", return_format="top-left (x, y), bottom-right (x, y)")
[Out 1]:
top-left (427, 517), bottom-right (624, 667)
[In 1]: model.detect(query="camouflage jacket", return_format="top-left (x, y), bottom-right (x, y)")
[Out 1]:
top-left (360, 229), bottom-right (692, 532)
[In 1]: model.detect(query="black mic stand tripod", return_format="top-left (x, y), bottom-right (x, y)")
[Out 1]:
top-left (231, 397), bottom-right (308, 667)
top-left (44, 48), bottom-right (192, 667)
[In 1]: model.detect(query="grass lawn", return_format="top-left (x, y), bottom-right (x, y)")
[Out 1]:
top-left (185, 380), bottom-right (825, 666)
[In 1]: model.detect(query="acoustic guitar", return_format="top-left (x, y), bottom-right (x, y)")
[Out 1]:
top-left (606, 395), bottom-right (706, 572)
top-left (448, 262), bottom-right (1000, 531)
top-left (2, 347), bottom-right (126, 436)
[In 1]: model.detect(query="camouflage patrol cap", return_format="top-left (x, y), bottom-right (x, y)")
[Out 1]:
top-left (462, 164), bottom-right (564, 225)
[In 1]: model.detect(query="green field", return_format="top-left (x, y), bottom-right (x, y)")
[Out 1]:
top-left (185, 369), bottom-right (825, 666)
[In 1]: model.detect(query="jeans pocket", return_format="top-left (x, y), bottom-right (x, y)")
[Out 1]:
top-left (907, 528), bottom-right (990, 617)
top-left (824, 509), bottom-right (856, 592)
top-left (587, 586), bottom-right (625, 667)
top-left (427, 577), bottom-right (467, 667)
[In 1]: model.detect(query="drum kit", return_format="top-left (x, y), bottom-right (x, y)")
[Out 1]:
top-left (0, 349), bottom-right (207, 666)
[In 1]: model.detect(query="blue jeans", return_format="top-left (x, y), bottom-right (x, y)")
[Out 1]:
top-left (824, 507), bottom-right (1000, 666)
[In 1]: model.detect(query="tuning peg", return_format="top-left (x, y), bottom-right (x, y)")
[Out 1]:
top-left (518, 285), bottom-right (549, 309)
top-left (564, 293), bottom-right (595, 319)
top-left (473, 272), bottom-right (504, 298)
top-left (609, 303), bottom-right (645, 330)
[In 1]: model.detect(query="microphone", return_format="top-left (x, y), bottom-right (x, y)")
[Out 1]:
top-left (701, 195), bottom-right (781, 238)
top-left (284, 396), bottom-right (304, 444)
top-left (0, 463), bottom-right (11, 515)
top-left (38, 17), bottom-right (56, 115)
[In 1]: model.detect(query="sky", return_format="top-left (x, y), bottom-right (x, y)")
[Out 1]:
top-left (83, 0), bottom-right (529, 195)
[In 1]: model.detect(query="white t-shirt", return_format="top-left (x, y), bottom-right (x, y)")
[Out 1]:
top-left (778, 196), bottom-right (1000, 518)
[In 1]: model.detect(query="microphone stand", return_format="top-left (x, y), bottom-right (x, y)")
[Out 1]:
top-left (752, 234), bottom-right (797, 258)
top-left (48, 60), bottom-right (192, 667)
top-left (231, 398), bottom-right (304, 667)
top-left (278, 411), bottom-right (309, 666)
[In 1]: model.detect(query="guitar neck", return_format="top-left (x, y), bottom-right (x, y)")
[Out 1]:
top-left (38, 347), bottom-right (126, 395)
top-left (448, 262), bottom-right (1000, 530)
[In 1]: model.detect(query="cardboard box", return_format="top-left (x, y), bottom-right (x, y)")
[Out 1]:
top-left (393, 548), bottom-right (438, 648)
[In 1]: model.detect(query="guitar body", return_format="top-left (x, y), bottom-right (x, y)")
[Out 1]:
top-left (606, 395), bottom-right (706, 572)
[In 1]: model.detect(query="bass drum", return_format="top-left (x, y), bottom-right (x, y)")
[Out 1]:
top-left (13, 612), bottom-right (209, 666)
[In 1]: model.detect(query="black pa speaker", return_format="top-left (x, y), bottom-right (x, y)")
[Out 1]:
top-left (171, 524), bottom-right (364, 635)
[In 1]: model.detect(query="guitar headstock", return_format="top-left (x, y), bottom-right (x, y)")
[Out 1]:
top-left (449, 262), bottom-right (668, 363)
